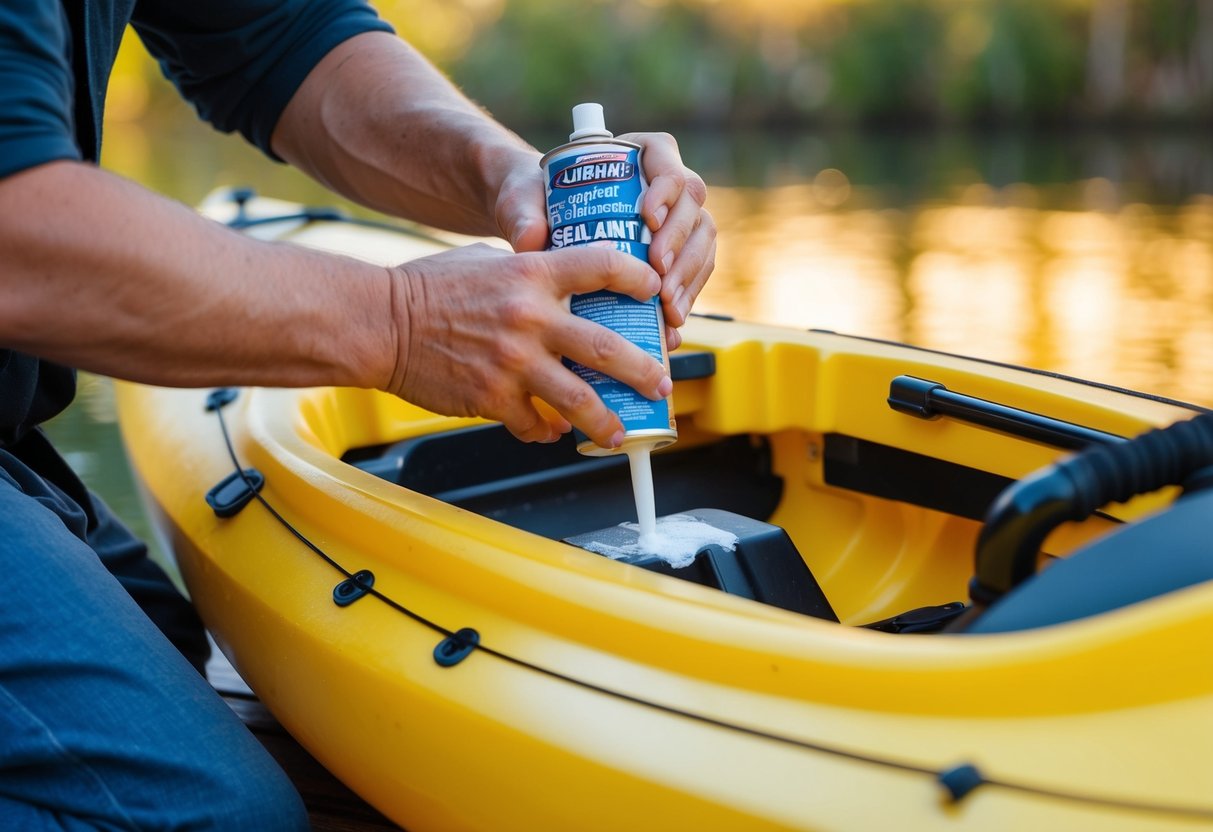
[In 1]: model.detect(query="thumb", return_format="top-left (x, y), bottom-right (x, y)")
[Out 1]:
top-left (508, 215), bottom-right (550, 253)
top-left (496, 170), bottom-right (551, 253)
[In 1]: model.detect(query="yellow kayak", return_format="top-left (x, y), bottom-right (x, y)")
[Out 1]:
top-left (116, 191), bottom-right (1213, 831)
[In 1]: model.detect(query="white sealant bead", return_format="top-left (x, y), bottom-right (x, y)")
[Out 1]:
top-left (582, 514), bottom-right (740, 569)
top-left (569, 102), bottom-right (613, 141)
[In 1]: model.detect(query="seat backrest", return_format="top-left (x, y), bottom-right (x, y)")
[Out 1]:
top-left (968, 489), bottom-right (1213, 634)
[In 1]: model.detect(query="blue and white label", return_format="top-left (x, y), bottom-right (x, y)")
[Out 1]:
top-left (542, 141), bottom-right (675, 451)
top-left (545, 148), bottom-right (651, 261)
top-left (549, 218), bottom-right (648, 251)
top-left (564, 290), bottom-right (670, 432)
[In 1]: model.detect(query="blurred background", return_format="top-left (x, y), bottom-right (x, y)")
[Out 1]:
top-left (49, 0), bottom-right (1213, 552)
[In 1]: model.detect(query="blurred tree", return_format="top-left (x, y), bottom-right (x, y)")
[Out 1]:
top-left (102, 0), bottom-right (1213, 137)
top-left (1087, 0), bottom-right (1129, 114)
top-left (959, 0), bottom-right (1086, 123)
top-left (822, 0), bottom-right (949, 123)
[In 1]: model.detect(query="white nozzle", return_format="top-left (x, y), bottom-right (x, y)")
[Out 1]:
top-left (569, 102), bottom-right (612, 141)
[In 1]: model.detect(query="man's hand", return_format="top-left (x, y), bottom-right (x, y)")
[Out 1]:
top-left (623, 132), bottom-right (715, 351)
top-left (270, 30), bottom-right (717, 430)
top-left (493, 132), bottom-right (716, 350)
top-left (385, 243), bottom-right (672, 448)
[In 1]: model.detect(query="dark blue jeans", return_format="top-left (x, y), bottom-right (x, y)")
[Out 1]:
top-left (0, 431), bottom-right (307, 830)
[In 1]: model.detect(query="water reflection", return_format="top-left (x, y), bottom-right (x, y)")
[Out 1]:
top-left (700, 179), bottom-right (1213, 406)
top-left (45, 124), bottom-right (1213, 548)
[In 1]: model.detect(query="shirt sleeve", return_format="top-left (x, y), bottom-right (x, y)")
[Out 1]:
top-left (0, 1), bottom-right (83, 180)
top-left (131, 0), bottom-right (394, 159)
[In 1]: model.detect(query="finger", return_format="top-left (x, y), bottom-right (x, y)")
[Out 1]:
top-left (666, 324), bottom-right (683, 352)
top-left (527, 361), bottom-right (625, 449)
top-left (661, 209), bottom-right (717, 327)
top-left (549, 315), bottom-right (671, 402)
top-left (621, 132), bottom-right (690, 217)
top-left (530, 396), bottom-right (572, 436)
top-left (668, 247), bottom-right (715, 329)
top-left (648, 180), bottom-right (705, 277)
top-left (642, 167), bottom-right (684, 237)
top-left (495, 168), bottom-right (550, 253)
top-left (499, 395), bottom-right (565, 444)
top-left (536, 246), bottom-right (660, 302)
top-left (510, 216), bottom-right (550, 254)
top-left (644, 163), bottom-right (706, 217)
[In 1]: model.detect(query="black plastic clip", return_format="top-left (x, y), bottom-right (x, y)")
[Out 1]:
top-left (205, 468), bottom-right (264, 518)
top-left (205, 387), bottom-right (240, 411)
top-left (333, 570), bottom-right (375, 607)
top-left (861, 601), bottom-right (967, 634)
top-left (937, 763), bottom-right (984, 802)
top-left (887, 376), bottom-right (945, 419)
top-left (433, 627), bottom-right (480, 667)
top-left (670, 351), bottom-right (716, 381)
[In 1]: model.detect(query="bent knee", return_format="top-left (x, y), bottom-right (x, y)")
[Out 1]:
top-left (191, 749), bottom-right (309, 832)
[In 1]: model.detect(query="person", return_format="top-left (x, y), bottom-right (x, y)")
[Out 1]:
top-left (0, 0), bottom-right (715, 829)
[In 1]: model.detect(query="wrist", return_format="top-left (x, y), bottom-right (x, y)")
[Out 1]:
top-left (382, 265), bottom-right (414, 395)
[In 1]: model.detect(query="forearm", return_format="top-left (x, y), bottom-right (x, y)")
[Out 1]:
top-left (271, 31), bottom-right (537, 238)
top-left (0, 161), bottom-right (395, 390)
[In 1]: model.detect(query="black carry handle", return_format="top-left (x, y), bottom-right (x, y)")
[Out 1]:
top-left (967, 412), bottom-right (1213, 610)
top-left (888, 375), bottom-right (1124, 450)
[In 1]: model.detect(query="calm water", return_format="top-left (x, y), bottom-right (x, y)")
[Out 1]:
top-left (45, 119), bottom-right (1213, 558)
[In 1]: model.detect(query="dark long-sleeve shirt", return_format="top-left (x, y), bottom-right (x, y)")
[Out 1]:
top-left (0, 0), bottom-right (392, 444)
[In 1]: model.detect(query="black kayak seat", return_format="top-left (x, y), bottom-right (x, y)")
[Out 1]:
top-left (969, 489), bottom-right (1213, 634)
top-left (565, 509), bottom-right (839, 623)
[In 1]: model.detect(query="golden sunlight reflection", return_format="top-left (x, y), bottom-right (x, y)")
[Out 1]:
top-left (698, 186), bottom-right (1213, 408)
top-left (101, 109), bottom-right (1213, 411)
top-left (97, 6), bottom-right (1213, 411)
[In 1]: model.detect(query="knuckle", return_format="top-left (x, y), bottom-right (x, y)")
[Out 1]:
top-left (660, 279), bottom-right (678, 304)
top-left (587, 327), bottom-right (622, 363)
top-left (581, 243), bottom-right (614, 269)
top-left (579, 247), bottom-right (627, 287)
top-left (642, 359), bottom-right (665, 389)
top-left (686, 172), bottom-right (709, 205)
top-left (660, 167), bottom-right (687, 194)
top-left (599, 249), bottom-right (629, 280)
top-left (564, 383), bottom-right (597, 413)
top-left (652, 131), bottom-right (678, 150)
top-left (498, 297), bottom-right (538, 329)
top-left (490, 338), bottom-right (529, 373)
top-left (671, 215), bottom-right (694, 246)
top-left (511, 251), bottom-right (549, 285)
top-left (677, 244), bottom-right (715, 289)
top-left (561, 245), bottom-right (597, 273)
top-left (511, 414), bottom-right (544, 442)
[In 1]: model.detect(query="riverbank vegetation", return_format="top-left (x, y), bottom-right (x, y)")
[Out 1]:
top-left (108, 0), bottom-right (1212, 133)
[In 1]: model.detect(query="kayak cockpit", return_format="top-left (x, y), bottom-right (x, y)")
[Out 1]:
top-left (330, 339), bottom-right (1213, 637)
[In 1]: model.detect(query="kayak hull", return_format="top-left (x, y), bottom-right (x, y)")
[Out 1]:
top-left (115, 194), bottom-right (1213, 830)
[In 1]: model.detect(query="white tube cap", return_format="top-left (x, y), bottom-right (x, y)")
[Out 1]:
top-left (569, 102), bottom-right (613, 141)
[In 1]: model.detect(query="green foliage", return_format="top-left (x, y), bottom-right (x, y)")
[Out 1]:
top-left (823, 1), bottom-right (950, 122)
top-left (946, 0), bottom-right (1086, 122)
top-left (112, 0), bottom-right (1211, 131)
top-left (452, 0), bottom-right (740, 130)
top-left (449, 0), bottom-right (1212, 128)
